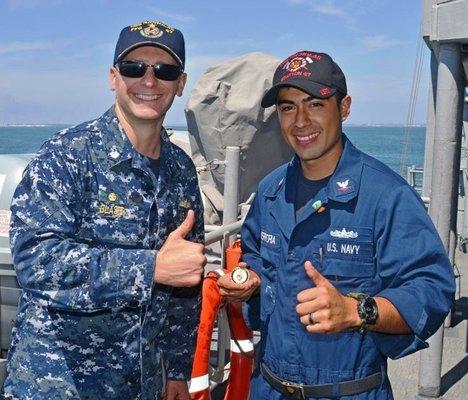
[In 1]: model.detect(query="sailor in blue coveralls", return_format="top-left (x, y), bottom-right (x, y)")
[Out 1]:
top-left (4, 21), bottom-right (206, 400)
top-left (218, 50), bottom-right (455, 399)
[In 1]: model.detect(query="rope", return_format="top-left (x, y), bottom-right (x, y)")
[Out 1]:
top-left (399, 24), bottom-right (425, 176)
top-left (225, 308), bottom-right (255, 359)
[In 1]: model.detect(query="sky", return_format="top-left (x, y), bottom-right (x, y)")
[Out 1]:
top-left (0, 0), bottom-right (430, 126)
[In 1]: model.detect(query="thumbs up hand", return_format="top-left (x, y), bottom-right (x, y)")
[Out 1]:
top-left (296, 261), bottom-right (360, 333)
top-left (154, 210), bottom-right (207, 287)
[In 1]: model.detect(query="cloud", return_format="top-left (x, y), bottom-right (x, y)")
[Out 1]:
top-left (93, 42), bottom-right (115, 60)
top-left (0, 38), bottom-right (76, 56)
top-left (6, 0), bottom-right (63, 10)
top-left (360, 35), bottom-right (406, 51)
top-left (346, 73), bottom-right (428, 125)
top-left (0, 68), bottom-right (112, 124)
top-left (147, 6), bottom-right (195, 23)
top-left (190, 37), bottom-right (257, 52)
top-left (285, 0), bottom-right (355, 25)
top-left (0, 42), bottom-right (56, 55)
top-left (286, 0), bottom-right (345, 16)
top-left (311, 1), bottom-right (347, 17)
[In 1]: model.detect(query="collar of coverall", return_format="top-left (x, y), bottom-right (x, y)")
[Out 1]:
top-left (95, 107), bottom-right (181, 183)
top-left (262, 133), bottom-right (363, 204)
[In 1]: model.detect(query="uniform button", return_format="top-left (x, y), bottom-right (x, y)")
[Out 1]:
top-left (129, 191), bottom-right (143, 204)
top-left (128, 300), bottom-right (140, 308)
top-left (126, 374), bottom-right (139, 386)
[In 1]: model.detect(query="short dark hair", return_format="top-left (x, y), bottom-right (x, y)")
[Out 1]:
top-left (335, 92), bottom-right (346, 107)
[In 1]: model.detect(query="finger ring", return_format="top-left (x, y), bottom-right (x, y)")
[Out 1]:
top-left (308, 312), bottom-right (316, 325)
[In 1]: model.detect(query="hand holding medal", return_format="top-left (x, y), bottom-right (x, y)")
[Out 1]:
top-left (231, 265), bottom-right (250, 284)
top-left (218, 262), bottom-right (260, 302)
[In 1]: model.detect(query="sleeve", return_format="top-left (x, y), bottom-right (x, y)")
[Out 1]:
top-left (9, 145), bottom-right (155, 313)
top-left (370, 185), bottom-right (455, 359)
top-left (162, 165), bottom-right (204, 380)
top-left (240, 191), bottom-right (262, 331)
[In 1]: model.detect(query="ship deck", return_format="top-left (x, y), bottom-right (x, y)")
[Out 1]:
top-left (388, 248), bottom-right (468, 399)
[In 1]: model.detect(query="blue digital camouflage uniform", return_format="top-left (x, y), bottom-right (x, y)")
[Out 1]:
top-left (3, 107), bottom-right (204, 400)
top-left (242, 134), bottom-right (455, 399)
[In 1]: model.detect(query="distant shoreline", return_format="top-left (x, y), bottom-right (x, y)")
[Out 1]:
top-left (0, 123), bottom-right (427, 129)
top-left (0, 124), bottom-right (68, 128)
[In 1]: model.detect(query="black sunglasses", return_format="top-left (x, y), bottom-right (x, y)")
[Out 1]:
top-left (116, 60), bottom-right (183, 81)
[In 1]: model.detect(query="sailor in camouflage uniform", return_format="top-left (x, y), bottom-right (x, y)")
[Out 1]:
top-left (4, 21), bottom-right (206, 400)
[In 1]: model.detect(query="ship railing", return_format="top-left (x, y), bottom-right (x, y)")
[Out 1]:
top-left (406, 164), bottom-right (424, 193)
top-left (406, 165), bottom-right (430, 205)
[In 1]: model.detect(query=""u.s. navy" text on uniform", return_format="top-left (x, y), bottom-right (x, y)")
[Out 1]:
top-left (327, 242), bottom-right (360, 255)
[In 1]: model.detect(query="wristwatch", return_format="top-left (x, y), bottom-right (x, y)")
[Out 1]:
top-left (346, 293), bottom-right (379, 333)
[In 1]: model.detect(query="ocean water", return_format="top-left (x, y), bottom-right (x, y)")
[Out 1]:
top-left (345, 126), bottom-right (425, 174)
top-left (0, 125), bottom-right (425, 176)
top-left (0, 125), bottom-right (69, 155)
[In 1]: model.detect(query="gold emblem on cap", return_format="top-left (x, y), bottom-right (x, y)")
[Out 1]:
top-left (286, 387), bottom-right (295, 394)
top-left (108, 193), bottom-right (118, 202)
top-left (141, 23), bottom-right (163, 38)
top-left (289, 58), bottom-right (304, 71)
top-left (130, 21), bottom-right (174, 34)
top-left (231, 267), bottom-right (249, 284)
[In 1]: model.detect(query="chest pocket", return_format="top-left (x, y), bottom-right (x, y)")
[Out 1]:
top-left (259, 230), bottom-right (280, 319)
top-left (78, 192), bottom-right (147, 247)
top-left (320, 227), bottom-right (375, 293)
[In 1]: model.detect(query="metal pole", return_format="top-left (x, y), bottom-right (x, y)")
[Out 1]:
top-left (222, 147), bottom-right (241, 245)
top-left (204, 220), bottom-right (243, 246)
top-left (216, 146), bottom-right (241, 373)
top-left (422, 51), bottom-right (438, 198)
top-left (418, 43), bottom-right (463, 398)
top-left (462, 101), bottom-right (468, 248)
top-left (446, 66), bottom-right (465, 329)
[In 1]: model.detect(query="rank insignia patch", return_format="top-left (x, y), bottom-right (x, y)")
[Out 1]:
top-left (108, 193), bottom-right (118, 202)
top-left (179, 199), bottom-right (192, 210)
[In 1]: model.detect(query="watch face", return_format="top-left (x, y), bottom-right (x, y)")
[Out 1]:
top-left (359, 296), bottom-right (378, 325)
top-left (364, 299), bottom-right (375, 314)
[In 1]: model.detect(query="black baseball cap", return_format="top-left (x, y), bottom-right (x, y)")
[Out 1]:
top-left (113, 21), bottom-right (185, 69)
top-left (261, 50), bottom-right (347, 108)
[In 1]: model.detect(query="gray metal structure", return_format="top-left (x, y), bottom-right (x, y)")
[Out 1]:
top-left (214, 145), bottom-right (240, 382)
top-left (419, 0), bottom-right (468, 397)
top-left (185, 52), bottom-right (293, 225)
top-left (0, 154), bottom-right (33, 384)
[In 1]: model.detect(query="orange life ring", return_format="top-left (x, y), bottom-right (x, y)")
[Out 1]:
top-left (189, 240), bottom-right (254, 400)
top-left (189, 272), bottom-right (222, 400)
top-left (224, 301), bottom-right (254, 400)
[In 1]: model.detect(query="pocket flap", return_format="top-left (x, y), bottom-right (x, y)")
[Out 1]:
top-left (322, 257), bottom-right (375, 278)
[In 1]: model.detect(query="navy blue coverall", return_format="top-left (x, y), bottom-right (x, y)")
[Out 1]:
top-left (242, 134), bottom-right (455, 399)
